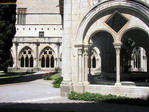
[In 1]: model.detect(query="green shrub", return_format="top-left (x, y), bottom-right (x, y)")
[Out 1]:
top-left (43, 72), bottom-right (63, 88)
top-left (68, 92), bottom-right (149, 106)
top-left (42, 72), bottom-right (55, 80)
top-left (50, 72), bottom-right (61, 80)
top-left (53, 77), bottom-right (63, 88)
top-left (69, 92), bottom-right (125, 102)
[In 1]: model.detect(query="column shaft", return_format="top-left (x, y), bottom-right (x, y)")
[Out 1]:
top-left (114, 43), bottom-right (122, 86)
top-left (84, 48), bottom-right (89, 85)
top-left (62, 0), bottom-right (72, 82)
top-left (36, 43), bottom-right (39, 69)
top-left (78, 48), bottom-right (83, 84)
top-left (15, 43), bottom-right (18, 68)
top-left (57, 44), bottom-right (60, 68)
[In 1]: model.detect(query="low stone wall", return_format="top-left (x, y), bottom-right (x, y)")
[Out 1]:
top-left (85, 85), bottom-right (149, 99)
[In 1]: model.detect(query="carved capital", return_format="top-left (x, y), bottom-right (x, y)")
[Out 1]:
top-left (78, 48), bottom-right (83, 55)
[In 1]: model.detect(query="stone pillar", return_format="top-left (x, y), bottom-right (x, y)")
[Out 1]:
top-left (57, 43), bottom-right (60, 69)
top-left (84, 48), bottom-right (89, 85)
top-left (15, 42), bottom-right (19, 69)
top-left (61, 0), bottom-right (72, 97)
top-left (78, 47), bottom-right (83, 84)
top-left (114, 43), bottom-right (122, 86)
top-left (36, 42), bottom-right (40, 70)
top-left (140, 47), bottom-right (144, 71)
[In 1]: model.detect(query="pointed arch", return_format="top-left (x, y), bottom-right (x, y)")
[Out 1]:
top-left (19, 46), bottom-right (34, 68)
top-left (75, 0), bottom-right (149, 45)
top-left (40, 46), bottom-right (55, 68)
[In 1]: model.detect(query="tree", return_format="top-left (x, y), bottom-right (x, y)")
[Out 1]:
top-left (0, 0), bottom-right (16, 72)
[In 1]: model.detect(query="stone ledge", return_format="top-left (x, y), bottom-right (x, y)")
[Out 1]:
top-left (85, 85), bottom-right (149, 98)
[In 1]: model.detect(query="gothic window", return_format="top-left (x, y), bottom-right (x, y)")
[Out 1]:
top-left (92, 56), bottom-right (96, 68)
top-left (41, 56), bottom-right (45, 67)
top-left (46, 56), bottom-right (50, 67)
top-left (51, 55), bottom-right (54, 68)
top-left (25, 56), bottom-right (29, 67)
top-left (19, 47), bottom-right (34, 68)
top-left (20, 55), bottom-right (24, 67)
top-left (132, 47), bottom-right (141, 69)
top-left (30, 55), bottom-right (33, 67)
top-left (40, 48), bottom-right (55, 68)
top-left (17, 8), bottom-right (27, 25)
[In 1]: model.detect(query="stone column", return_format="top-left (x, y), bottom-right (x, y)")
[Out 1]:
top-left (140, 47), bottom-right (144, 71)
top-left (84, 48), bottom-right (89, 85)
top-left (61, 0), bottom-right (72, 97)
top-left (36, 42), bottom-right (40, 70)
top-left (15, 42), bottom-right (19, 69)
top-left (78, 47), bottom-right (83, 85)
top-left (114, 43), bottom-right (122, 86)
top-left (57, 43), bottom-right (60, 69)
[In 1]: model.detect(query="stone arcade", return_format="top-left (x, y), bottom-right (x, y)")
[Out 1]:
top-left (10, 0), bottom-right (63, 72)
top-left (61, 0), bottom-right (149, 98)
top-left (10, 0), bottom-right (149, 98)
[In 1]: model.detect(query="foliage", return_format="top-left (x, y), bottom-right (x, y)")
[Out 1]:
top-left (69, 92), bottom-right (127, 102)
top-left (0, 72), bottom-right (33, 79)
top-left (69, 92), bottom-right (149, 106)
top-left (52, 76), bottom-right (63, 88)
top-left (50, 72), bottom-right (61, 80)
top-left (0, 75), bottom-right (22, 79)
top-left (0, 0), bottom-right (16, 72)
top-left (94, 72), bottom-right (101, 75)
top-left (42, 72), bottom-right (54, 80)
top-left (43, 72), bottom-right (63, 88)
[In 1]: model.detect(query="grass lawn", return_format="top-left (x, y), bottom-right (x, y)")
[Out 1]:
top-left (0, 72), bottom-right (33, 80)
top-left (0, 75), bottom-right (23, 79)
top-left (0, 72), bottom-right (34, 84)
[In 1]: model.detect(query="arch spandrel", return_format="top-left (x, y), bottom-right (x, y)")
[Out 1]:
top-left (75, 0), bottom-right (149, 45)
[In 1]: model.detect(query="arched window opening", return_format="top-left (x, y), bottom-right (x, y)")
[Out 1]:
top-left (41, 56), bottom-right (45, 67)
top-left (30, 55), bottom-right (33, 67)
top-left (19, 47), bottom-right (34, 68)
top-left (51, 55), bottom-right (54, 68)
top-left (46, 56), bottom-right (50, 68)
top-left (40, 48), bottom-right (55, 68)
top-left (21, 55), bottom-right (24, 67)
top-left (131, 47), bottom-right (147, 72)
top-left (25, 56), bottom-right (29, 67)
top-left (92, 56), bottom-right (96, 68)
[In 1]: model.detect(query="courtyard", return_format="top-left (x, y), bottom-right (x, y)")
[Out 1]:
top-left (0, 72), bottom-right (149, 112)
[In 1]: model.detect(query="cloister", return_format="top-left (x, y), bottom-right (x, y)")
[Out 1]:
top-left (61, 0), bottom-right (149, 98)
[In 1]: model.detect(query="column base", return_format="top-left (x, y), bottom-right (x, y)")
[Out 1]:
top-left (34, 67), bottom-right (40, 72)
top-left (115, 82), bottom-right (122, 86)
top-left (84, 81), bottom-right (90, 85)
top-left (60, 81), bottom-right (73, 97)
top-left (78, 82), bottom-right (84, 85)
